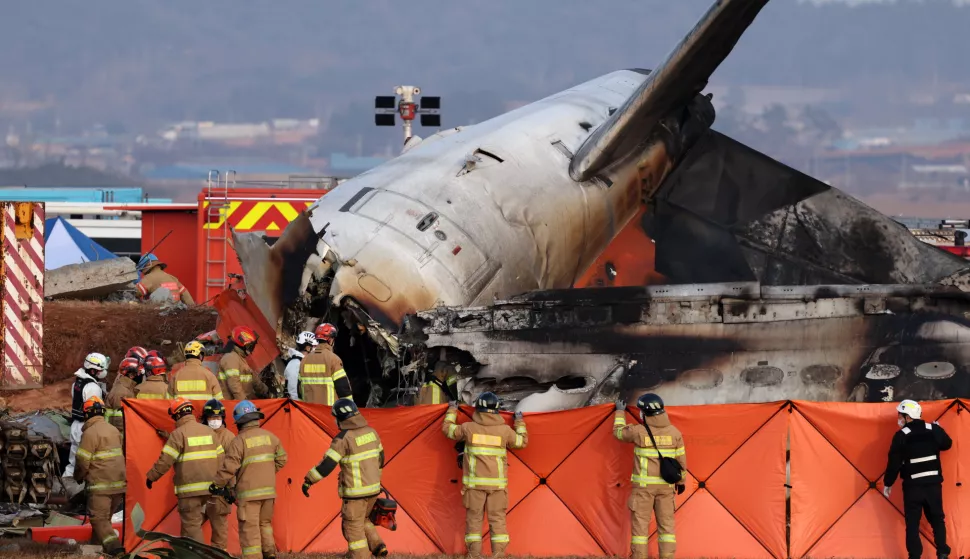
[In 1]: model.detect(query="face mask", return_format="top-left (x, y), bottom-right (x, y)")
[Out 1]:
top-left (898, 417), bottom-right (906, 427)
top-left (208, 419), bottom-right (223, 429)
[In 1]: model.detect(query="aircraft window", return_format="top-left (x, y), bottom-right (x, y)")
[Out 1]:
top-left (434, 230), bottom-right (447, 241)
top-left (416, 212), bottom-right (439, 232)
top-left (915, 361), bottom-right (956, 380)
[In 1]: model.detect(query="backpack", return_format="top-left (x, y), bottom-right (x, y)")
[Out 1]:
top-left (645, 422), bottom-right (684, 484)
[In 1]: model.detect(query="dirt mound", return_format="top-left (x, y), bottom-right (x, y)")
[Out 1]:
top-left (42, 300), bottom-right (218, 384)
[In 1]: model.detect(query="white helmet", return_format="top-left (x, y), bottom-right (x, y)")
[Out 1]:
top-left (296, 331), bottom-right (318, 347)
top-left (83, 352), bottom-right (109, 379)
top-left (897, 399), bottom-right (922, 420)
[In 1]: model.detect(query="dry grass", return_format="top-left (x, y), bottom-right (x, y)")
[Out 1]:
top-left (42, 300), bottom-right (218, 384)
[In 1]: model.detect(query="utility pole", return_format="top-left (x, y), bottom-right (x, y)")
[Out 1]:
top-left (375, 86), bottom-right (441, 144)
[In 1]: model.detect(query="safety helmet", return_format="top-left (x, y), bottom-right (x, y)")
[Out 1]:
top-left (314, 323), bottom-right (337, 343)
top-left (136, 253), bottom-right (165, 273)
top-left (233, 400), bottom-right (264, 426)
top-left (897, 399), bottom-right (922, 420)
top-left (184, 341), bottom-right (205, 360)
top-left (119, 357), bottom-right (144, 379)
top-left (83, 352), bottom-right (109, 380)
top-left (332, 398), bottom-right (360, 422)
top-left (125, 346), bottom-right (149, 363)
top-left (83, 396), bottom-right (106, 418)
top-left (296, 331), bottom-right (319, 348)
top-left (144, 356), bottom-right (167, 376)
top-left (168, 397), bottom-right (194, 420)
top-left (231, 326), bottom-right (259, 352)
top-left (475, 392), bottom-right (501, 414)
top-left (637, 393), bottom-right (666, 417)
top-left (202, 399), bottom-right (226, 420)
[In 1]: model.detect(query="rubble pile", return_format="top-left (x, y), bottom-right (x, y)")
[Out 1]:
top-left (43, 300), bottom-right (218, 384)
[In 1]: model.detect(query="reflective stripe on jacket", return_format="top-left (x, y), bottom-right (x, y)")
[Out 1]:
top-left (298, 345), bottom-right (347, 405)
top-left (307, 414), bottom-right (384, 498)
top-left (75, 416), bottom-right (126, 495)
top-left (443, 409), bottom-right (527, 490)
top-left (219, 349), bottom-right (266, 400)
top-left (147, 415), bottom-right (224, 498)
top-left (105, 375), bottom-right (137, 433)
top-left (168, 360), bottom-right (223, 400)
top-left (135, 376), bottom-right (170, 399)
top-left (213, 422), bottom-right (287, 502)
top-left (614, 411), bottom-right (687, 487)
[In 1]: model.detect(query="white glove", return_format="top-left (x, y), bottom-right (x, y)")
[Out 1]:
top-left (882, 486), bottom-right (892, 498)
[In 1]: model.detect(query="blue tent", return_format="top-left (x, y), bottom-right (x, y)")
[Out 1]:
top-left (43, 217), bottom-right (117, 270)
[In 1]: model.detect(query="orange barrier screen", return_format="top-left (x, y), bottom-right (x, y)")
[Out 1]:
top-left (122, 399), bottom-right (969, 558)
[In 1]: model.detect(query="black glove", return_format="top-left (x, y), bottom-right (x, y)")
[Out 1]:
top-left (208, 483), bottom-right (221, 496)
top-left (615, 400), bottom-right (626, 411)
top-left (145, 478), bottom-right (153, 490)
top-left (457, 452), bottom-right (464, 469)
top-left (302, 480), bottom-right (311, 498)
top-left (676, 484), bottom-right (685, 495)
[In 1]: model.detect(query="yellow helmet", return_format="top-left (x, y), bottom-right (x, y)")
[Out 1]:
top-left (184, 341), bottom-right (205, 360)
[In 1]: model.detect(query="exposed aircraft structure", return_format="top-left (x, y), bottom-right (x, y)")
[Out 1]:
top-left (234, 0), bottom-right (970, 409)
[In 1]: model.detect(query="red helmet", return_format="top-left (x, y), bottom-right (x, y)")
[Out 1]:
top-left (119, 357), bottom-right (144, 379)
top-left (168, 397), bottom-right (194, 419)
top-left (231, 326), bottom-right (258, 349)
top-left (144, 356), bottom-right (167, 376)
top-left (314, 323), bottom-right (337, 343)
top-left (125, 346), bottom-right (149, 363)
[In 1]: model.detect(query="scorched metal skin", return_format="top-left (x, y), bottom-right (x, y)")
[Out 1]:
top-left (233, 0), bottom-right (970, 409)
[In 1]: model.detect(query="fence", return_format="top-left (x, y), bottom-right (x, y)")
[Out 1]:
top-left (122, 398), bottom-right (970, 558)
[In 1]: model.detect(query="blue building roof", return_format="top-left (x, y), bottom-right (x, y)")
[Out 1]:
top-left (0, 187), bottom-right (158, 203)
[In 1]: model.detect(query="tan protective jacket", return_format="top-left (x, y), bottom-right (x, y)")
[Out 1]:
top-left (444, 409), bottom-right (527, 490)
top-left (137, 267), bottom-right (195, 304)
top-left (75, 415), bottom-right (126, 495)
top-left (168, 359), bottom-right (223, 400)
top-left (214, 421), bottom-right (287, 502)
top-left (147, 415), bottom-right (224, 498)
top-left (105, 375), bottom-right (137, 432)
top-left (298, 344), bottom-right (348, 405)
top-left (306, 414), bottom-right (383, 498)
top-left (135, 375), bottom-right (171, 399)
top-left (614, 411), bottom-right (687, 487)
top-left (213, 426), bottom-right (236, 473)
top-left (219, 348), bottom-right (267, 400)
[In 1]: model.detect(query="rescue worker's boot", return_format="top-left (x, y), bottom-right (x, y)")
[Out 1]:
top-left (372, 543), bottom-right (389, 557)
top-left (485, 489), bottom-right (510, 556)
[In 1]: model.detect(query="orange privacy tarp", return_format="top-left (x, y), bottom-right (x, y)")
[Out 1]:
top-left (122, 399), bottom-right (970, 558)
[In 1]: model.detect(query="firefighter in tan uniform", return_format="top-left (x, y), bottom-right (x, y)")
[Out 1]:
top-left (211, 401), bottom-right (287, 559)
top-left (219, 326), bottom-right (269, 400)
top-left (298, 323), bottom-right (352, 405)
top-left (416, 361), bottom-right (459, 405)
top-left (74, 396), bottom-right (126, 556)
top-left (136, 253), bottom-right (195, 304)
top-left (201, 399), bottom-right (235, 550)
top-left (135, 356), bottom-right (172, 399)
top-left (302, 398), bottom-right (389, 558)
top-left (443, 392), bottom-right (528, 557)
top-left (614, 394), bottom-right (687, 559)
top-left (145, 398), bottom-right (224, 543)
top-left (104, 357), bottom-right (143, 435)
top-left (169, 341), bottom-right (223, 400)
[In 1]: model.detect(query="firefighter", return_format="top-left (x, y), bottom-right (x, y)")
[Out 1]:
top-left (65, 352), bottom-right (110, 479)
top-left (104, 357), bottom-right (144, 435)
top-left (211, 401), bottom-right (287, 559)
top-left (443, 392), bottom-right (528, 557)
top-left (614, 394), bottom-right (687, 559)
top-left (74, 396), bottom-right (126, 556)
top-left (883, 399), bottom-right (952, 559)
top-left (169, 341), bottom-right (223, 400)
top-left (135, 356), bottom-right (172, 399)
top-left (145, 398), bottom-right (223, 543)
top-left (136, 253), bottom-right (195, 305)
top-left (417, 361), bottom-right (459, 405)
top-left (301, 398), bottom-right (388, 558)
top-left (219, 326), bottom-right (269, 400)
top-left (201, 399), bottom-right (235, 550)
top-left (284, 331), bottom-right (317, 400)
top-left (298, 323), bottom-right (352, 405)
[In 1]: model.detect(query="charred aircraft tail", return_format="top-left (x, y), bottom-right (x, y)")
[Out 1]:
top-left (571, 0), bottom-right (771, 181)
top-left (645, 130), bottom-right (970, 285)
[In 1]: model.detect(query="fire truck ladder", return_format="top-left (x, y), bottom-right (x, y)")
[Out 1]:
top-left (204, 170), bottom-right (235, 296)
